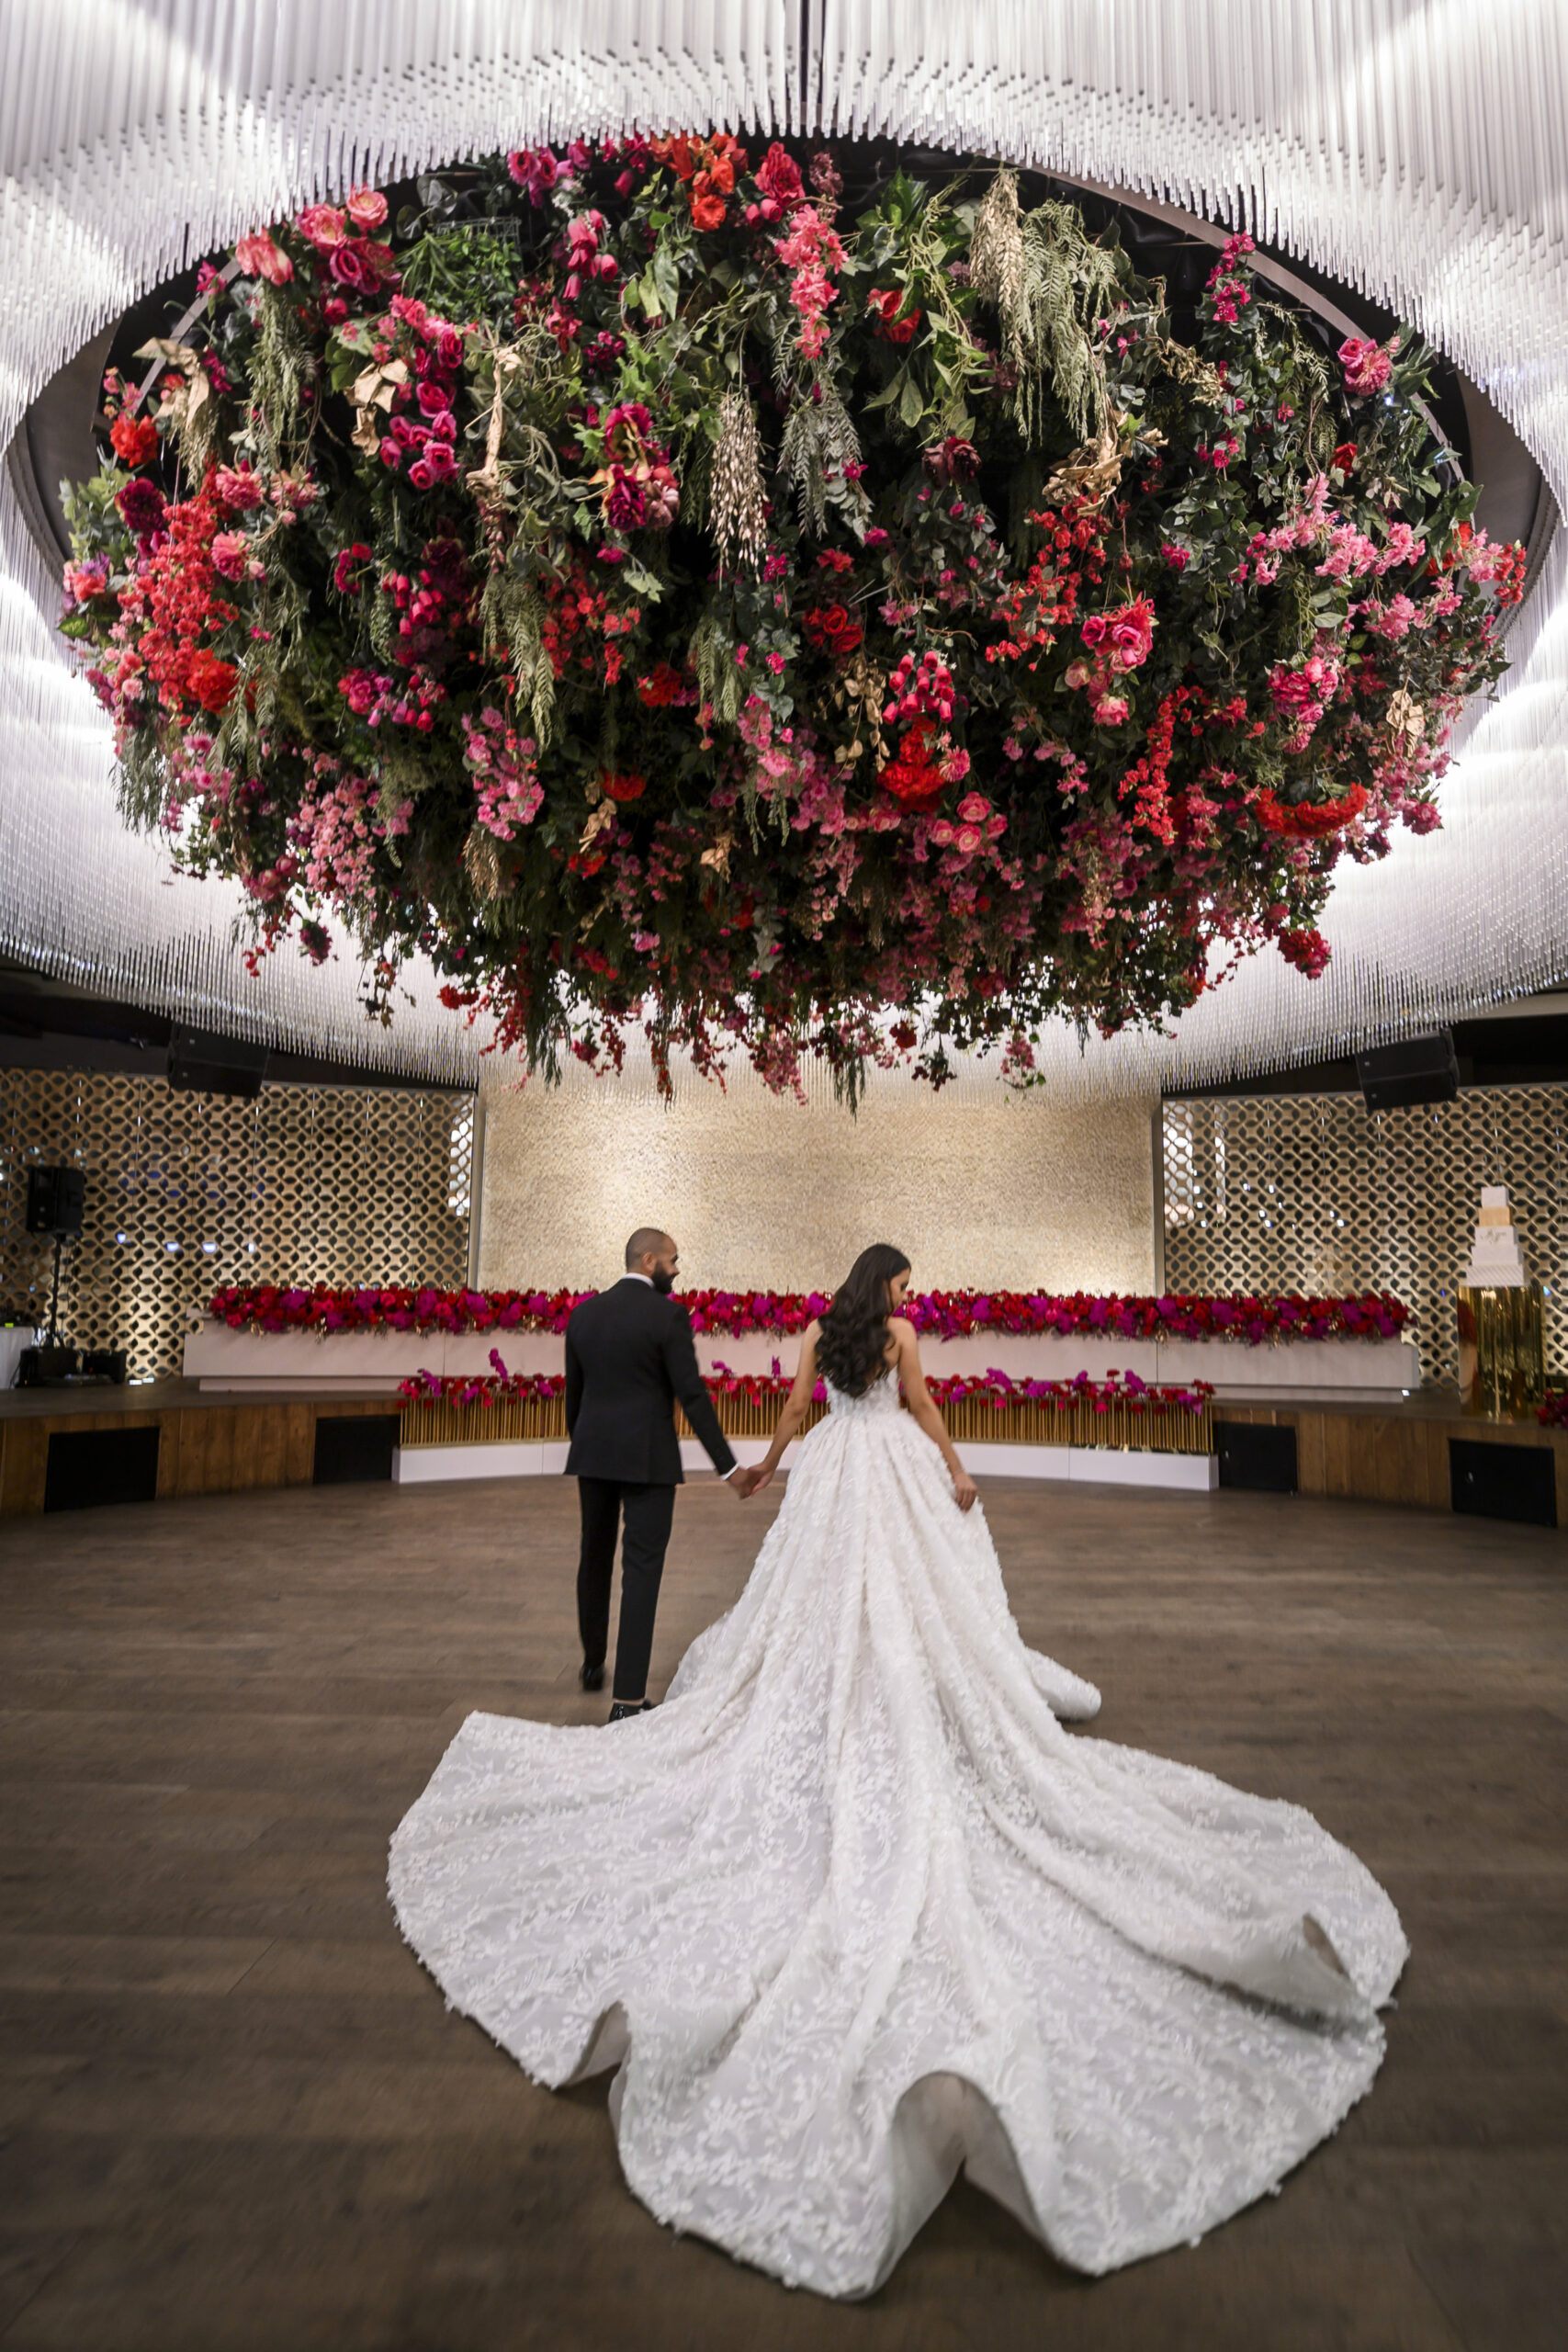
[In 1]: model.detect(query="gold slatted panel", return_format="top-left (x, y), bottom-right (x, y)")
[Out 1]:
top-left (1162, 1086), bottom-right (1568, 1388)
top-left (400, 1393), bottom-right (1213, 1454)
top-left (0, 1073), bottom-right (472, 1382)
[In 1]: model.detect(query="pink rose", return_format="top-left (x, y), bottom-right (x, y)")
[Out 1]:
top-left (1104, 597), bottom-right (1155, 671)
top-left (1338, 334), bottom-right (1394, 396)
top-left (345, 187), bottom-right (389, 231)
top-left (506, 147), bottom-right (559, 205)
top-left (1091, 694), bottom-right (1130, 727)
top-left (234, 231), bottom-right (292, 286)
top-left (297, 203), bottom-right (347, 252)
top-left (410, 441), bottom-right (458, 487)
top-left (214, 464), bottom-right (265, 510)
top-left (328, 242), bottom-right (372, 291)
top-left (209, 531), bottom-right (251, 581)
top-left (956, 791), bottom-right (991, 822)
top-left (953, 824), bottom-right (984, 854)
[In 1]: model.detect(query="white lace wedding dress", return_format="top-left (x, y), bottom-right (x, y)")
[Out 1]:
top-left (389, 1369), bottom-right (1407, 2295)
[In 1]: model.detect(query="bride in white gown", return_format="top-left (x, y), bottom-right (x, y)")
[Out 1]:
top-left (389, 1243), bottom-right (1407, 2296)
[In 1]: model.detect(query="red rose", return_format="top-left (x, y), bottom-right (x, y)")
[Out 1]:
top-left (921, 435), bottom-right (980, 484)
top-left (329, 241), bottom-right (374, 291)
top-left (691, 188), bottom-right (728, 232)
top-left (601, 773), bottom-right (646, 804)
top-left (115, 479), bottom-right (166, 537)
top-left (755, 141), bottom-right (805, 210)
top-left (868, 288), bottom-right (920, 344)
top-left (109, 413), bottom-right (160, 469)
top-left (803, 603), bottom-right (863, 656)
top-left (184, 650), bottom-right (238, 713)
top-left (1331, 441), bottom-right (1358, 475)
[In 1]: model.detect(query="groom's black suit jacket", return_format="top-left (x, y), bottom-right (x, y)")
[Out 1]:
top-left (564, 1278), bottom-right (739, 1487)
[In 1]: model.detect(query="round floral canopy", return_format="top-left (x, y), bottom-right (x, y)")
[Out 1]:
top-left (62, 135), bottom-right (1522, 1092)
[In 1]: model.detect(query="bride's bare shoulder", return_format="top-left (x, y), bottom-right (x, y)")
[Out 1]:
top-left (887, 1316), bottom-right (918, 1347)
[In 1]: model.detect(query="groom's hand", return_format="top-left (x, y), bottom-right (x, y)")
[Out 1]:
top-left (731, 1464), bottom-right (770, 1498)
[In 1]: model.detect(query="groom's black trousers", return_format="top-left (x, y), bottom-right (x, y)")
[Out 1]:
top-left (576, 1477), bottom-right (677, 1702)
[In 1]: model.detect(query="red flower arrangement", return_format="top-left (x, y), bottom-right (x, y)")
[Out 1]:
top-left (209, 1283), bottom-right (1412, 1345)
top-left (399, 1352), bottom-right (567, 1408)
top-left (1254, 785), bottom-right (1369, 839)
top-left (399, 1360), bottom-right (1217, 1420)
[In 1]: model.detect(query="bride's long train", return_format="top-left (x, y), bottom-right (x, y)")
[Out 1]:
top-left (389, 1374), bottom-right (1406, 2296)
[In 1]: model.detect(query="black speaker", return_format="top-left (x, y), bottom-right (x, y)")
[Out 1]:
top-left (26, 1165), bottom-right (85, 1238)
top-left (1356, 1032), bottom-right (1460, 1111)
top-left (1450, 1439), bottom-right (1557, 1528)
top-left (1217, 1421), bottom-right (1299, 1493)
top-left (168, 1025), bottom-right (269, 1099)
top-left (44, 1426), bottom-right (160, 1511)
top-left (312, 1414), bottom-right (400, 1485)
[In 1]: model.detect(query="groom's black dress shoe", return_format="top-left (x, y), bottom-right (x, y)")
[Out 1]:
top-left (607, 1700), bottom-right (656, 1722)
top-left (580, 1659), bottom-right (604, 1692)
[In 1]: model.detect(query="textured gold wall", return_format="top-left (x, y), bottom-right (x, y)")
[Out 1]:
top-left (0, 1072), bottom-right (473, 1381)
top-left (1163, 1084), bottom-right (1568, 1387)
top-left (478, 1057), bottom-right (1159, 1295)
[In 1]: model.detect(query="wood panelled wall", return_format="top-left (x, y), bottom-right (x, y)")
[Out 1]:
top-left (0, 1396), bottom-right (394, 1518)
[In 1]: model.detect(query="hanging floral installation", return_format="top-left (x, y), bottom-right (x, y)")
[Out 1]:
top-left (61, 140), bottom-right (1524, 1092)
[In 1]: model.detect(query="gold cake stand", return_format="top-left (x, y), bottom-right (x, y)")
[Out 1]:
top-left (1457, 1282), bottom-right (1547, 1417)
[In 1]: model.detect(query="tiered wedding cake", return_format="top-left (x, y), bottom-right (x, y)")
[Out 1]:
top-left (1463, 1185), bottom-right (1530, 1287)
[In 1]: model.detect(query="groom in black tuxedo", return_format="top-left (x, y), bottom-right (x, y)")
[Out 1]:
top-left (565, 1228), bottom-right (751, 1719)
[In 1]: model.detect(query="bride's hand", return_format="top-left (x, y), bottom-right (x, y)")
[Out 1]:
top-left (952, 1465), bottom-right (978, 1513)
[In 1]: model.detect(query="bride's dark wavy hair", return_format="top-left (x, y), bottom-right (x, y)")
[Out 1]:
top-left (816, 1243), bottom-right (912, 1398)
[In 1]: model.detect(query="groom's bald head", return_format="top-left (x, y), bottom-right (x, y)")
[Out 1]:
top-left (626, 1227), bottom-right (674, 1272)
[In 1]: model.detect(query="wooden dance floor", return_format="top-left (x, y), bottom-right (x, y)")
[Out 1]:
top-left (0, 1474), bottom-right (1562, 2351)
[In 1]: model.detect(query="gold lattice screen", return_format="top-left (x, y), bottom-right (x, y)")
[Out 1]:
top-left (1162, 1085), bottom-right (1568, 1389)
top-left (0, 1073), bottom-right (473, 1381)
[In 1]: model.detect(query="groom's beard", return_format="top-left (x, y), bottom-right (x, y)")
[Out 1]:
top-left (650, 1268), bottom-right (676, 1295)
